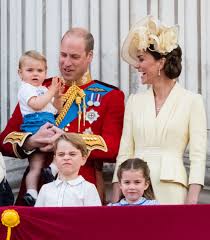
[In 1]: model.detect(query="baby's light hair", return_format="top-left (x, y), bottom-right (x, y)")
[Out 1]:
top-left (19, 50), bottom-right (47, 70)
top-left (117, 158), bottom-right (156, 200)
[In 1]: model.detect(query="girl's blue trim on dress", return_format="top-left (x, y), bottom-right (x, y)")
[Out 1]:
top-left (108, 197), bottom-right (159, 206)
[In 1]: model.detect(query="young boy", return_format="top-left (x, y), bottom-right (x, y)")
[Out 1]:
top-left (35, 133), bottom-right (101, 206)
top-left (18, 50), bottom-right (63, 206)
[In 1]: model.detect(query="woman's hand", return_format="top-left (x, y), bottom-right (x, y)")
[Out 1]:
top-left (185, 184), bottom-right (202, 204)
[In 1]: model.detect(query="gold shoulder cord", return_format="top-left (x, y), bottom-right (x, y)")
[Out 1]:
top-left (56, 70), bottom-right (91, 132)
top-left (55, 84), bottom-right (86, 132)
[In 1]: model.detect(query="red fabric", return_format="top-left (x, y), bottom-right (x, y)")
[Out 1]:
top-left (0, 104), bottom-right (23, 156)
top-left (0, 79), bottom-right (125, 204)
top-left (0, 205), bottom-right (209, 240)
top-left (71, 80), bottom-right (125, 162)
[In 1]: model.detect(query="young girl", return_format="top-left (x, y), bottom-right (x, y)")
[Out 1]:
top-left (18, 50), bottom-right (63, 206)
top-left (35, 133), bottom-right (101, 207)
top-left (109, 158), bottom-right (159, 206)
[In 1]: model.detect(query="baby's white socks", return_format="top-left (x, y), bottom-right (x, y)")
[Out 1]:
top-left (27, 189), bottom-right (38, 199)
top-left (49, 162), bottom-right (58, 177)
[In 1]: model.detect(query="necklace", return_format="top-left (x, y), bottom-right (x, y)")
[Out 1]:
top-left (155, 104), bottom-right (162, 114)
top-left (156, 106), bottom-right (161, 112)
top-left (155, 98), bottom-right (166, 114)
top-left (154, 81), bottom-right (176, 114)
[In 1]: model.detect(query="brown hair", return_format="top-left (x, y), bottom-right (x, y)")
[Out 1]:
top-left (54, 133), bottom-right (88, 157)
top-left (61, 28), bottom-right (94, 54)
top-left (117, 158), bottom-right (156, 200)
top-left (19, 50), bottom-right (47, 69)
top-left (147, 45), bottom-right (182, 79)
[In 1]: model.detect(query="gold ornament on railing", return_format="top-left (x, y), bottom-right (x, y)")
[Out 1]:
top-left (1, 209), bottom-right (20, 240)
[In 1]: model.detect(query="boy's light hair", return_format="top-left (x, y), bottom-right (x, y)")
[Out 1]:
top-left (54, 133), bottom-right (89, 157)
top-left (19, 50), bottom-right (47, 69)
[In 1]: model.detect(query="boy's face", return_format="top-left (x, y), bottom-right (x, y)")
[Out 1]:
top-left (18, 56), bottom-right (46, 87)
top-left (54, 139), bottom-right (87, 180)
top-left (120, 169), bottom-right (149, 204)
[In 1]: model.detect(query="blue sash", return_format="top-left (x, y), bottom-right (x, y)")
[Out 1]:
top-left (57, 82), bottom-right (113, 129)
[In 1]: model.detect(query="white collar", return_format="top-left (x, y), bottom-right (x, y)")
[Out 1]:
top-left (54, 175), bottom-right (85, 187)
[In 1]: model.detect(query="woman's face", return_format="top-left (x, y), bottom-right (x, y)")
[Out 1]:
top-left (135, 51), bottom-right (162, 85)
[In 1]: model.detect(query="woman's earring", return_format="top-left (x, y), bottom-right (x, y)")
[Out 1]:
top-left (158, 68), bottom-right (161, 76)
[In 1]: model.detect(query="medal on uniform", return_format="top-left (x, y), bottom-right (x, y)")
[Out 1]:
top-left (83, 127), bottom-right (93, 134)
top-left (94, 93), bottom-right (101, 107)
top-left (86, 109), bottom-right (99, 124)
top-left (87, 93), bottom-right (94, 106)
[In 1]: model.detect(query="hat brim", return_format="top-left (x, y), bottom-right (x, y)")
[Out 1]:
top-left (121, 16), bottom-right (154, 66)
top-left (121, 33), bottom-right (139, 66)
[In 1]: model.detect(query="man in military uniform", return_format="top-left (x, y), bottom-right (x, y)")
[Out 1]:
top-left (0, 28), bottom-right (124, 205)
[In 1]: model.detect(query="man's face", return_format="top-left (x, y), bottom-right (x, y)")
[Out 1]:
top-left (59, 35), bottom-right (93, 85)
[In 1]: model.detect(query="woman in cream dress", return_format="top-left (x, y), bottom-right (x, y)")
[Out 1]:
top-left (112, 16), bottom-right (207, 204)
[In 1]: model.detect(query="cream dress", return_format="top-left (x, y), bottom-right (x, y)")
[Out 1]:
top-left (113, 82), bottom-right (207, 204)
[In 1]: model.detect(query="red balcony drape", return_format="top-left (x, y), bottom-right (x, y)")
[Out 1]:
top-left (0, 205), bottom-right (209, 240)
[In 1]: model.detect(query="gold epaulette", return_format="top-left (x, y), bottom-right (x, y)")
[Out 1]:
top-left (3, 132), bottom-right (33, 158)
top-left (79, 134), bottom-right (107, 152)
top-left (3, 132), bottom-right (32, 146)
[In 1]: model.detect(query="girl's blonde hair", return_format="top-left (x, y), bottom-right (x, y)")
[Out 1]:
top-left (19, 50), bottom-right (47, 70)
top-left (53, 133), bottom-right (89, 157)
top-left (117, 158), bottom-right (156, 200)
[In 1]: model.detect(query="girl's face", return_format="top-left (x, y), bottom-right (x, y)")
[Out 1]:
top-left (54, 139), bottom-right (87, 180)
top-left (18, 57), bottom-right (46, 87)
top-left (135, 51), bottom-right (162, 85)
top-left (120, 169), bottom-right (149, 204)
